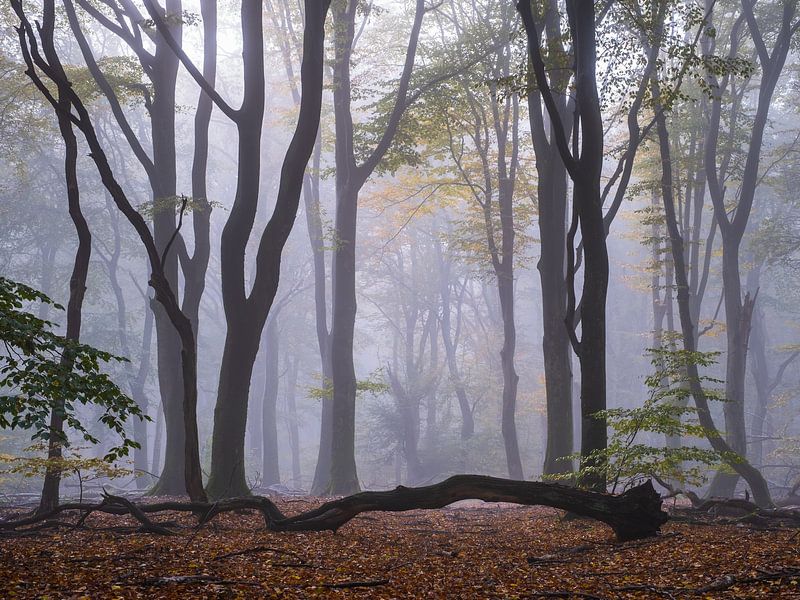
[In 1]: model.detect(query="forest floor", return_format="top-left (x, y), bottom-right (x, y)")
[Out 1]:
top-left (0, 497), bottom-right (798, 599)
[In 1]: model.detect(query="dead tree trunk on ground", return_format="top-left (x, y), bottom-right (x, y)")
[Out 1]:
top-left (2, 476), bottom-right (669, 542)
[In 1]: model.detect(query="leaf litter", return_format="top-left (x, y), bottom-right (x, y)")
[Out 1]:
top-left (0, 498), bottom-right (798, 598)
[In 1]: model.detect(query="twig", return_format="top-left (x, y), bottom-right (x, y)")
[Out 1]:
top-left (529, 592), bottom-right (607, 600)
top-left (133, 575), bottom-right (261, 587)
top-left (319, 578), bottom-right (389, 589)
top-left (212, 545), bottom-right (305, 562)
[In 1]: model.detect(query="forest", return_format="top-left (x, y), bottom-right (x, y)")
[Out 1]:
top-left (0, 0), bottom-right (799, 597)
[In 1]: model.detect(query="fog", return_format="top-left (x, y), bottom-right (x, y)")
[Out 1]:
top-left (1, 0), bottom-right (798, 510)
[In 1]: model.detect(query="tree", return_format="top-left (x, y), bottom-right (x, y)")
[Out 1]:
top-left (63, 0), bottom-right (215, 495)
top-left (519, 0), bottom-right (696, 490)
top-left (526, 0), bottom-right (574, 478)
top-left (27, 1), bottom-right (93, 512)
top-left (14, 0), bottom-right (206, 500)
top-left (702, 0), bottom-right (799, 498)
top-left (326, 0), bottom-right (434, 494)
top-left (0, 278), bottom-right (143, 476)
top-left (144, 0), bottom-right (333, 497)
top-left (263, 0), bottom-right (334, 495)
top-left (518, 0), bottom-right (608, 490)
top-left (649, 35), bottom-right (774, 505)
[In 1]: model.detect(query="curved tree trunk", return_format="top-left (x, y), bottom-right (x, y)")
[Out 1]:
top-left (37, 8), bottom-right (91, 513)
top-left (651, 75), bottom-right (772, 508)
top-left (202, 0), bottom-right (331, 499)
top-left (519, 0), bottom-right (608, 491)
top-left (269, 476), bottom-right (668, 542)
top-left (527, 0), bottom-right (574, 478)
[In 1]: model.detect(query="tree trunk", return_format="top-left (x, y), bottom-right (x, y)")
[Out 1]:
top-left (700, 0), bottom-right (794, 502)
top-left (205, 0), bottom-right (331, 498)
top-left (387, 365), bottom-right (424, 484)
top-left (329, 183), bottom-right (361, 494)
top-left (131, 299), bottom-right (154, 487)
top-left (528, 0), bottom-right (574, 478)
top-left (575, 178), bottom-right (609, 491)
top-left (37, 28), bottom-right (91, 512)
top-left (436, 242), bottom-right (474, 440)
top-left (497, 91), bottom-right (522, 480)
top-left (327, 0), bottom-right (427, 495)
top-left (519, 0), bottom-right (607, 490)
top-left (285, 356), bottom-right (301, 487)
top-left (652, 76), bottom-right (772, 507)
top-left (207, 320), bottom-right (261, 498)
top-left (499, 261), bottom-right (522, 480)
top-left (152, 401), bottom-right (164, 476)
top-left (266, 0), bottom-right (331, 497)
top-left (262, 315), bottom-right (281, 487)
top-left (306, 137), bottom-right (335, 495)
top-left (269, 476), bottom-right (668, 542)
top-left (748, 274), bottom-right (769, 469)
top-left (707, 244), bottom-right (752, 497)
top-left (146, 0), bottom-right (185, 497)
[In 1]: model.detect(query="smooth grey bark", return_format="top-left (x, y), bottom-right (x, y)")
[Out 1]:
top-left (526, 0), bottom-right (574, 476)
top-left (328, 0), bottom-right (428, 494)
top-left (519, 0), bottom-right (608, 490)
top-left (147, 0), bottom-right (185, 495)
top-left (435, 240), bottom-right (474, 440)
top-left (307, 138), bottom-right (334, 495)
top-left (703, 0), bottom-right (797, 498)
top-left (263, 0), bottom-right (332, 496)
top-left (37, 0), bottom-right (91, 513)
top-left (651, 71), bottom-right (773, 507)
top-left (285, 356), bottom-right (301, 486)
top-left (261, 315), bottom-right (281, 487)
top-left (151, 400), bottom-right (164, 475)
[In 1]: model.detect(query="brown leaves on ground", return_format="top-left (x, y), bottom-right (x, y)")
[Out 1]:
top-left (0, 498), bottom-right (798, 599)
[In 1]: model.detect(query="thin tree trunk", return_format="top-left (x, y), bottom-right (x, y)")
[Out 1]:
top-left (436, 241), bottom-right (474, 440)
top-left (144, 0), bottom-right (185, 496)
top-left (262, 315), bottom-right (281, 487)
top-left (131, 294), bottom-right (155, 487)
top-left (527, 0), bottom-right (574, 478)
top-left (285, 356), bottom-right (301, 487)
top-left (37, 16), bottom-right (91, 512)
top-left (328, 0), bottom-right (427, 494)
top-left (651, 74), bottom-right (772, 507)
top-left (151, 400), bottom-right (165, 476)
top-left (306, 137), bottom-right (334, 495)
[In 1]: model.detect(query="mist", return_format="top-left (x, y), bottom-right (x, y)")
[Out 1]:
top-left (1, 0), bottom-right (798, 513)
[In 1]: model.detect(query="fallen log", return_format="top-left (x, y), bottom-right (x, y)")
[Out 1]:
top-left (269, 475), bottom-right (669, 541)
top-left (1, 476), bottom-right (668, 541)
